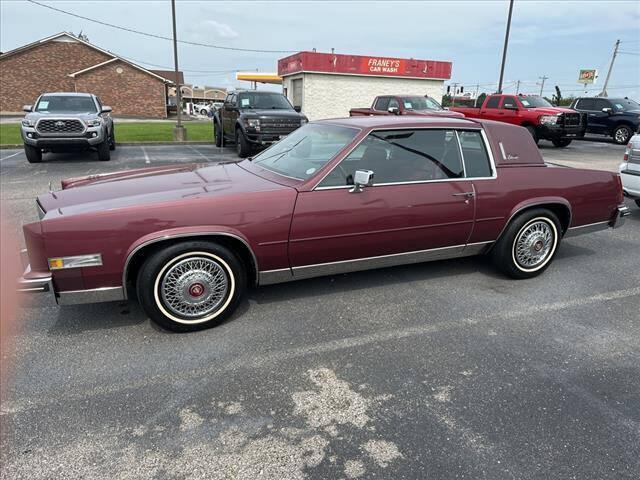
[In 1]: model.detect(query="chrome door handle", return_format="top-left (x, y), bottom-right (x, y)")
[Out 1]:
top-left (452, 191), bottom-right (475, 198)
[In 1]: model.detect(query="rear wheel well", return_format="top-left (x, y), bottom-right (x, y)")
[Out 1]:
top-left (125, 235), bottom-right (257, 300)
top-left (503, 203), bottom-right (571, 238)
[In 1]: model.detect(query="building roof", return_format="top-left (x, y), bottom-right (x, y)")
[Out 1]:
top-left (278, 51), bottom-right (452, 80)
top-left (150, 70), bottom-right (184, 85)
top-left (0, 32), bottom-right (177, 84)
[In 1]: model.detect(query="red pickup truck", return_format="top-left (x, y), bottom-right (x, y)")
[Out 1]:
top-left (350, 95), bottom-right (464, 118)
top-left (450, 94), bottom-right (586, 147)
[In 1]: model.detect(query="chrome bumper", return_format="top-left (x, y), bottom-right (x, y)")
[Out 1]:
top-left (610, 204), bottom-right (631, 229)
top-left (17, 265), bottom-right (52, 293)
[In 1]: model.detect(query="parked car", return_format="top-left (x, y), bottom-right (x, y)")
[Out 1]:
top-left (21, 92), bottom-right (115, 163)
top-left (213, 90), bottom-right (308, 157)
top-left (450, 94), bottom-right (586, 147)
top-left (193, 103), bottom-right (213, 116)
top-left (570, 97), bottom-right (640, 145)
top-left (18, 116), bottom-right (629, 332)
top-left (350, 95), bottom-right (464, 118)
top-left (620, 127), bottom-right (640, 207)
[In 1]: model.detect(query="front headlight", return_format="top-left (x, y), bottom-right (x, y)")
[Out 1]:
top-left (300, 117), bottom-right (308, 125)
top-left (86, 118), bottom-right (102, 127)
top-left (245, 118), bottom-right (260, 128)
top-left (21, 119), bottom-right (35, 127)
top-left (539, 115), bottom-right (559, 125)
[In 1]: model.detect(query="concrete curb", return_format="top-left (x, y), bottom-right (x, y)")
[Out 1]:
top-left (1, 141), bottom-right (215, 149)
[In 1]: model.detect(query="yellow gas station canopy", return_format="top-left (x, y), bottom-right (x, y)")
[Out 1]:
top-left (236, 72), bottom-right (282, 84)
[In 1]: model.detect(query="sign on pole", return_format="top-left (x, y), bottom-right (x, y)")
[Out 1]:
top-left (578, 69), bottom-right (598, 84)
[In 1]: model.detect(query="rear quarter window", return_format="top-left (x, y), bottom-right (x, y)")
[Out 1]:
top-left (458, 131), bottom-right (492, 177)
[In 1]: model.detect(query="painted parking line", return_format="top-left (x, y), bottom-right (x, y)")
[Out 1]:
top-left (187, 144), bottom-right (211, 162)
top-left (0, 151), bottom-right (22, 162)
top-left (141, 146), bottom-right (151, 164)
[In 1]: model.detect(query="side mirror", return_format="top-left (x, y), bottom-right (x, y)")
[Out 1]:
top-left (293, 106), bottom-right (302, 113)
top-left (388, 107), bottom-right (400, 115)
top-left (350, 169), bottom-right (375, 193)
top-left (602, 107), bottom-right (613, 114)
top-left (101, 106), bottom-right (112, 114)
top-left (225, 104), bottom-right (237, 112)
top-left (23, 105), bottom-right (32, 112)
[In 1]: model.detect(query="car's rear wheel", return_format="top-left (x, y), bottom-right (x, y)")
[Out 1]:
top-left (214, 121), bottom-right (223, 147)
top-left (525, 125), bottom-right (539, 145)
top-left (136, 241), bottom-right (246, 332)
top-left (24, 144), bottom-right (42, 163)
top-left (635, 199), bottom-right (640, 208)
top-left (109, 128), bottom-right (116, 151)
top-left (552, 138), bottom-right (572, 148)
top-left (200, 109), bottom-right (208, 116)
top-left (97, 138), bottom-right (111, 161)
top-left (236, 129), bottom-right (251, 158)
top-left (491, 208), bottom-right (561, 279)
top-left (613, 125), bottom-right (632, 145)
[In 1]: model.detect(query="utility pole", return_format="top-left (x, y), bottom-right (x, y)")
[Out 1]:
top-left (598, 39), bottom-right (620, 98)
top-left (497, 0), bottom-right (515, 93)
top-left (450, 82), bottom-right (459, 107)
top-left (538, 75), bottom-right (548, 96)
top-left (171, 0), bottom-right (186, 141)
top-left (515, 80), bottom-right (521, 94)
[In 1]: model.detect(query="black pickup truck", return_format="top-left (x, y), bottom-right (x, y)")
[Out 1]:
top-left (213, 90), bottom-right (308, 157)
top-left (571, 97), bottom-right (640, 144)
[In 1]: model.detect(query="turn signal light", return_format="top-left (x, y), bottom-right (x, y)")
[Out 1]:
top-left (48, 254), bottom-right (103, 270)
top-left (48, 258), bottom-right (64, 269)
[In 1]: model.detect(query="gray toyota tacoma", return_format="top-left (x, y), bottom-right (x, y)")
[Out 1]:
top-left (21, 92), bottom-right (115, 163)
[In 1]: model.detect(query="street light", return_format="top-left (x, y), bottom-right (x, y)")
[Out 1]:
top-left (497, 0), bottom-right (515, 93)
top-left (171, 0), bottom-right (186, 141)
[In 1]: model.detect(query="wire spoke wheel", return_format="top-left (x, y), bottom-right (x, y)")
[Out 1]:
top-left (513, 220), bottom-right (555, 270)
top-left (159, 256), bottom-right (229, 320)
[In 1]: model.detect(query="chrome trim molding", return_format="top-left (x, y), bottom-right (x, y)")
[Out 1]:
top-left (290, 242), bottom-right (494, 282)
top-left (122, 232), bottom-right (260, 299)
top-left (17, 265), bottom-right (52, 293)
top-left (611, 205), bottom-right (631, 229)
top-left (259, 268), bottom-right (294, 285)
top-left (564, 221), bottom-right (609, 238)
top-left (495, 202), bottom-right (573, 242)
top-left (56, 286), bottom-right (125, 305)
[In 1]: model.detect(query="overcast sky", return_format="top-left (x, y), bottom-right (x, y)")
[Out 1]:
top-left (1, 0), bottom-right (639, 99)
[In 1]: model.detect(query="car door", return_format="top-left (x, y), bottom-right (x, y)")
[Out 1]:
top-left (591, 98), bottom-right (614, 134)
top-left (288, 128), bottom-right (476, 277)
top-left (222, 94), bottom-right (237, 138)
top-left (575, 98), bottom-right (605, 134)
top-left (498, 96), bottom-right (521, 125)
top-left (479, 95), bottom-right (503, 121)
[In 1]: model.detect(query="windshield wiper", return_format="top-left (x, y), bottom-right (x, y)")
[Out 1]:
top-left (254, 136), bottom-right (307, 164)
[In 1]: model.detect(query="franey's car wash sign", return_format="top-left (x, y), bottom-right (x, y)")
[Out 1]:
top-left (363, 57), bottom-right (405, 74)
top-left (278, 51), bottom-right (452, 80)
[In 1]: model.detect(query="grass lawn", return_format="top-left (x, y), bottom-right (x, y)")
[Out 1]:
top-left (0, 121), bottom-right (213, 145)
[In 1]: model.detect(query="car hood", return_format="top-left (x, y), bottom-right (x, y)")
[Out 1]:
top-left (25, 111), bottom-right (100, 121)
top-left (241, 109), bottom-right (305, 119)
top-left (528, 107), bottom-right (577, 115)
top-left (38, 162), bottom-right (285, 217)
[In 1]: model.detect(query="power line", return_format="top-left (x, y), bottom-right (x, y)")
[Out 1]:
top-left (120, 55), bottom-right (251, 73)
top-left (26, 0), bottom-right (296, 54)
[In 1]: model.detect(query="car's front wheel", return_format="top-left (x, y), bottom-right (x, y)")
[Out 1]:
top-left (136, 241), bottom-right (246, 332)
top-left (525, 125), bottom-right (539, 145)
top-left (200, 109), bottom-right (208, 116)
top-left (635, 199), bottom-right (640, 208)
top-left (552, 138), bottom-right (572, 148)
top-left (97, 138), bottom-right (111, 161)
top-left (214, 121), bottom-right (223, 147)
top-left (24, 144), bottom-right (42, 163)
top-left (109, 128), bottom-right (116, 151)
top-left (491, 208), bottom-right (561, 279)
top-left (613, 125), bottom-right (633, 145)
top-left (236, 129), bottom-right (251, 158)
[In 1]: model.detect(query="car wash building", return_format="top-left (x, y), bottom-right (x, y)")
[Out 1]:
top-left (278, 51), bottom-right (452, 120)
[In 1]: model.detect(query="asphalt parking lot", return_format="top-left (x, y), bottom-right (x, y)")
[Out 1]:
top-left (1, 139), bottom-right (639, 479)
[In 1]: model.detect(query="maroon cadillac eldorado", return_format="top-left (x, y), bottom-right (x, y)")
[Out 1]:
top-left (18, 116), bottom-right (630, 331)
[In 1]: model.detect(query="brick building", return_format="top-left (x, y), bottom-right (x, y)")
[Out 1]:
top-left (0, 32), bottom-right (174, 118)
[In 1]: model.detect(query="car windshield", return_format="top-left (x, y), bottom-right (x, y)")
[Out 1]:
top-left (402, 96), bottom-right (444, 111)
top-left (35, 95), bottom-right (97, 113)
top-left (252, 124), bottom-right (359, 180)
top-left (237, 92), bottom-right (293, 110)
top-left (518, 96), bottom-right (553, 108)
top-left (610, 98), bottom-right (640, 112)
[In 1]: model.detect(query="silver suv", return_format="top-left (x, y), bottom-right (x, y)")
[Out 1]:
top-left (21, 92), bottom-right (115, 163)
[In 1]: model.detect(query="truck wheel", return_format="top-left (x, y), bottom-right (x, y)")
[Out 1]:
top-left (525, 126), bottom-right (539, 145)
top-left (491, 208), bottom-right (561, 279)
top-left (97, 139), bottom-right (111, 161)
top-left (613, 125), bottom-right (632, 145)
top-left (109, 128), bottom-right (116, 151)
top-left (214, 121), bottom-right (223, 147)
top-left (635, 199), bottom-right (640, 208)
top-left (24, 144), bottom-right (42, 163)
top-left (236, 129), bottom-right (251, 158)
top-left (136, 241), bottom-right (246, 332)
top-left (552, 138), bottom-right (572, 148)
